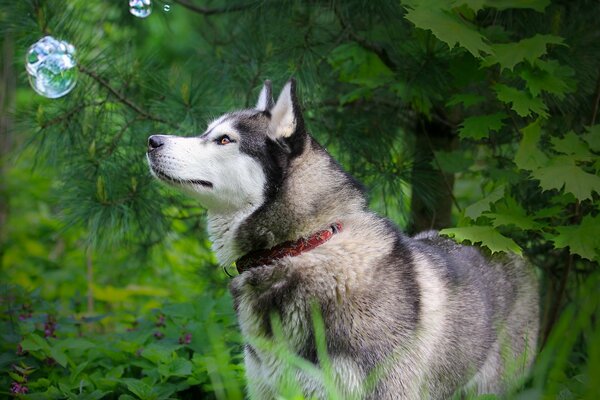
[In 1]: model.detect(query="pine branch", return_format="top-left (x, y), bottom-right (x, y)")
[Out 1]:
top-left (78, 65), bottom-right (177, 128)
top-left (172, 0), bottom-right (258, 15)
top-left (333, 4), bottom-right (398, 72)
top-left (40, 100), bottom-right (105, 129)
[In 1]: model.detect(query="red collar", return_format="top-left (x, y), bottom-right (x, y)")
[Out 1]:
top-left (236, 222), bottom-right (343, 274)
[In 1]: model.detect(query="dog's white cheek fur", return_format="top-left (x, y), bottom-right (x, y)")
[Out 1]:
top-left (160, 138), bottom-right (265, 211)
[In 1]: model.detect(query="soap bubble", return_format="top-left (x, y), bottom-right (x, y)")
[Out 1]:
top-left (26, 36), bottom-right (77, 99)
top-left (129, 0), bottom-right (152, 18)
top-left (163, 4), bottom-right (170, 12)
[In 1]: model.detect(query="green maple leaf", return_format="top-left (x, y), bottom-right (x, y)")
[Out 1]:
top-left (550, 215), bottom-right (600, 261)
top-left (583, 125), bottom-right (600, 152)
top-left (551, 131), bottom-right (593, 161)
top-left (458, 113), bottom-right (507, 140)
top-left (465, 185), bottom-right (506, 219)
top-left (520, 60), bottom-right (574, 99)
top-left (495, 84), bottom-right (548, 118)
top-left (483, 34), bottom-right (564, 71)
top-left (514, 119), bottom-right (549, 171)
top-left (404, 5), bottom-right (492, 57)
top-left (440, 225), bottom-right (522, 255)
top-left (484, 196), bottom-right (540, 230)
top-left (531, 156), bottom-right (600, 201)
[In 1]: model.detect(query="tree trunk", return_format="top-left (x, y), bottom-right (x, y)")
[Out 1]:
top-left (408, 115), bottom-right (457, 235)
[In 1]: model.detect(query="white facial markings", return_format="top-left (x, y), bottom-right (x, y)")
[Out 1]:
top-left (148, 118), bottom-right (267, 214)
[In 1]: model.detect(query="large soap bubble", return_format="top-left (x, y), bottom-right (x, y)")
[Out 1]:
top-left (130, 0), bottom-right (152, 18)
top-left (26, 36), bottom-right (77, 99)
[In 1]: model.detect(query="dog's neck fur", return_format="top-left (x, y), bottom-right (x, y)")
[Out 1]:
top-left (207, 135), bottom-right (366, 267)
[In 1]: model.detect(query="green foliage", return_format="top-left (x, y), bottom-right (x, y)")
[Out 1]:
top-left (440, 226), bottom-right (522, 255)
top-left (1, 0), bottom-right (599, 398)
top-left (1, 287), bottom-right (243, 399)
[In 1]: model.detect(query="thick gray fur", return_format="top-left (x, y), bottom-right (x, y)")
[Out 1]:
top-left (147, 80), bottom-right (539, 399)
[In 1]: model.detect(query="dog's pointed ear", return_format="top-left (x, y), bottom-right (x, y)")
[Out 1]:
top-left (268, 79), bottom-right (305, 140)
top-left (256, 80), bottom-right (274, 111)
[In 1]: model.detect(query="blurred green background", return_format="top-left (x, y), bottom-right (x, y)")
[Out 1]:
top-left (1, 0), bottom-right (599, 398)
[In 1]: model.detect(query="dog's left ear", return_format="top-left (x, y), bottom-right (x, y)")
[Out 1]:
top-left (256, 80), bottom-right (275, 111)
top-left (268, 79), bottom-right (305, 140)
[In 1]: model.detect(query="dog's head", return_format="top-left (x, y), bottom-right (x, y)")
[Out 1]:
top-left (146, 80), bottom-right (306, 213)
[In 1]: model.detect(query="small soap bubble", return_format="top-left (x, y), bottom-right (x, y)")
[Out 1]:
top-left (25, 36), bottom-right (77, 99)
top-left (163, 4), bottom-right (170, 12)
top-left (129, 0), bottom-right (152, 18)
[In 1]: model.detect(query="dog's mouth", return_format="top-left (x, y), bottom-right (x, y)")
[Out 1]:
top-left (150, 164), bottom-right (213, 188)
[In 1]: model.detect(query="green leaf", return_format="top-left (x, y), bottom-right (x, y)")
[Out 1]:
top-left (531, 157), bottom-right (600, 201)
top-left (584, 125), bottom-right (600, 152)
top-left (483, 34), bottom-right (564, 71)
top-left (158, 358), bottom-right (193, 378)
top-left (484, 197), bottom-right (541, 230)
top-left (21, 333), bottom-right (51, 353)
top-left (141, 344), bottom-right (177, 364)
top-left (404, 5), bottom-right (492, 57)
top-left (50, 346), bottom-right (70, 367)
top-left (465, 185), bottom-right (506, 219)
top-left (440, 225), bottom-right (522, 255)
top-left (458, 113), bottom-right (507, 140)
top-left (494, 84), bottom-right (548, 118)
top-left (123, 379), bottom-right (157, 400)
top-left (515, 119), bottom-right (548, 170)
top-left (550, 215), bottom-right (600, 261)
top-left (551, 131), bottom-right (594, 161)
top-left (520, 60), bottom-right (575, 99)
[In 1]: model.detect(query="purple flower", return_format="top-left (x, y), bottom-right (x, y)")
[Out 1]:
top-left (10, 382), bottom-right (29, 394)
top-left (178, 332), bottom-right (192, 345)
top-left (44, 315), bottom-right (57, 338)
top-left (155, 314), bottom-right (166, 327)
top-left (153, 331), bottom-right (165, 340)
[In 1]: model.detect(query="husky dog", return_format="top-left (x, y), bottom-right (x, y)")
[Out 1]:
top-left (146, 80), bottom-right (539, 399)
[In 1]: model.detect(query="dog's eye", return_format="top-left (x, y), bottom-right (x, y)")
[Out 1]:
top-left (217, 135), bottom-right (233, 145)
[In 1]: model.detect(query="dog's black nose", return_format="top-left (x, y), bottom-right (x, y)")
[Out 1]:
top-left (148, 135), bottom-right (165, 151)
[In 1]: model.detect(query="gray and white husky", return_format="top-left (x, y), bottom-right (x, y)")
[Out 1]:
top-left (146, 80), bottom-right (539, 399)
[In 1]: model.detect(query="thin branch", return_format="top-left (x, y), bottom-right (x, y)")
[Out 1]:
top-left (40, 100), bottom-right (105, 129)
top-left (333, 4), bottom-right (398, 71)
top-left (78, 65), bottom-right (176, 128)
top-left (172, 0), bottom-right (257, 15)
top-left (100, 116), bottom-right (141, 160)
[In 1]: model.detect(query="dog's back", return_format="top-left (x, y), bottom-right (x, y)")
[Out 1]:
top-left (232, 214), bottom-right (538, 399)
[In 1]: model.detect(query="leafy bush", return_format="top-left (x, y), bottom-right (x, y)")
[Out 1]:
top-left (1, 286), bottom-right (244, 399)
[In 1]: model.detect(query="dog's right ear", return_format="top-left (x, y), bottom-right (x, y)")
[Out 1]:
top-left (256, 80), bottom-right (274, 112)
